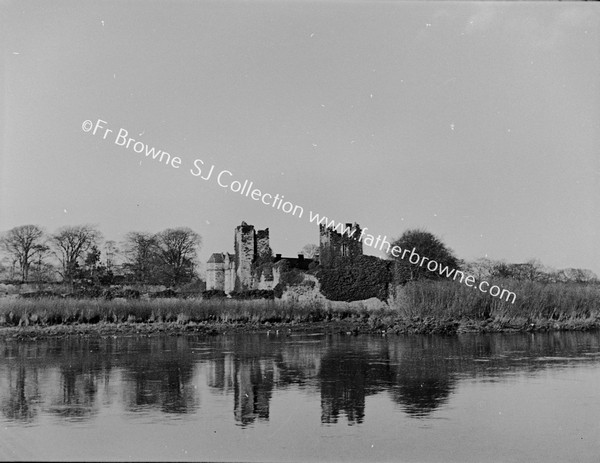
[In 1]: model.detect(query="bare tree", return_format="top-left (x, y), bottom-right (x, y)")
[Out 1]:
top-left (463, 257), bottom-right (497, 280)
top-left (559, 268), bottom-right (598, 284)
top-left (487, 258), bottom-right (554, 282)
top-left (122, 232), bottom-right (160, 284)
top-left (51, 225), bottom-right (102, 285)
top-left (29, 243), bottom-right (53, 283)
top-left (155, 227), bottom-right (202, 286)
top-left (0, 255), bottom-right (17, 281)
top-left (0, 225), bottom-right (47, 282)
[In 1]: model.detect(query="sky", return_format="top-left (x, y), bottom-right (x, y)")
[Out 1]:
top-left (1, 1), bottom-right (599, 276)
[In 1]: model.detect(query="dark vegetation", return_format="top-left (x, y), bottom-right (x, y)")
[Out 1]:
top-left (229, 289), bottom-right (275, 299)
top-left (317, 255), bottom-right (392, 302)
top-left (390, 228), bottom-right (460, 283)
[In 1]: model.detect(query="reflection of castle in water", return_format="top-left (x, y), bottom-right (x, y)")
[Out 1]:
top-left (206, 336), bottom-right (316, 426)
top-left (205, 349), bottom-right (275, 425)
top-left (203, 336), bottom-right (455, 426)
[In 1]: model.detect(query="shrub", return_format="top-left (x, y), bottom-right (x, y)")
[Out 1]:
top-left (202, 289), bottom-right (226, 299)
top-left (273, 283), bottom-right (284, 299)
top-left (229, 289), bottom-right (274, 300)
top-left (19, 290), bottom-right (60, 299)
top-left (281, 269), bottom-right (305, 286)
top-left (150, 288), bottom-right (179, 298)
top-left (113, 288), bottom-right (140, 299)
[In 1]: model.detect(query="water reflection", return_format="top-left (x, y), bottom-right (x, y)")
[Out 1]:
top-left (120, 337), bottom-right (198, 414)
top-left (1, 364), bottom-right (40, 423)
top-left (320, 343), bottom-right (392, 425)
top-left (387, 337), bottom-right (457, 417)
top-left (1, 331), bottom-right (599, 427)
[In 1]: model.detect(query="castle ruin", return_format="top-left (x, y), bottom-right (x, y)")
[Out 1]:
top-left (206, 220), bottom-right (362, 294)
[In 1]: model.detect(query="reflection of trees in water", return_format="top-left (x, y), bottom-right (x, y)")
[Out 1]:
top-left (121, 336), bottom-right (198, 414)
top-left (125, 362), bottom-right (197, 414)
top-left (1, 364), bottom-right (41, 422)
top-left (48, 366), bottom-right (99, 419)
top-left (0, 336), bottom-right (199, 422)
top-left (0, 342), bottom-right (52, 423)
top-left (387, 336), bottom-right (457, 418)
top-left (385, 331), bottom-right (600, 417)
top-left (389, 368), bottom-right (454, 418)
top-left (46, 337), bottom-right (112, 420)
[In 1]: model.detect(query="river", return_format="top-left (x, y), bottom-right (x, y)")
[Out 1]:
top-left (1, 330), bottom-right (599, 462)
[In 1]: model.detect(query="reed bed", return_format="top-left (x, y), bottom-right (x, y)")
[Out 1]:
top-left (0, 297), bottom-right (367, 327)
top-left (392, 279), bottom-right (600, 322)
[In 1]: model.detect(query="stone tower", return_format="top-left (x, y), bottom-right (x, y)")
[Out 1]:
top-left (319, 222), bottom-right (363, 268)
top-left (233, 221), bottom-right (271, 291)
top-left (234, 222), bottom-right (255, 291)
top-left (206, 252), bottom-right (235, 293)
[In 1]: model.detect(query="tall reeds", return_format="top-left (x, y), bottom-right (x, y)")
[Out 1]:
top-left (0, 297), bottom-right (349, 327)
top-left (392, 279), bottom-right (600, 322)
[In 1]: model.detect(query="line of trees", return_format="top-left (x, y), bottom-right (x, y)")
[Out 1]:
top-left (0, 224), bottom-right (202, 287)
top-left (387, 228), bottom-right (598, 285)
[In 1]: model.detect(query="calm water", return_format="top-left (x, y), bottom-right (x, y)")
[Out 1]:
top-left (1, 330), bottom-right (599, 462)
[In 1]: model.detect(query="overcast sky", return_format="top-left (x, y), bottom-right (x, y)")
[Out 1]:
top-left (2, 1), bottom-right (599, 275)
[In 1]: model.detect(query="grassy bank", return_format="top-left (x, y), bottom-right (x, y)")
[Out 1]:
top-left (1, 279), bottom-right (599, 338)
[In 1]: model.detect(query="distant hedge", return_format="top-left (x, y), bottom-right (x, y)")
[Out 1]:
top-left (317, 255), bottom-right (392, 302)
top-left (202, 289), bottom-right (227, 299)
top-left (229, 289), bottom-right (274, 300)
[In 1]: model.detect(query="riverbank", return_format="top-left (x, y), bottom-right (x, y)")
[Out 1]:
top-left (2, 314), bottom-right (599, 342)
